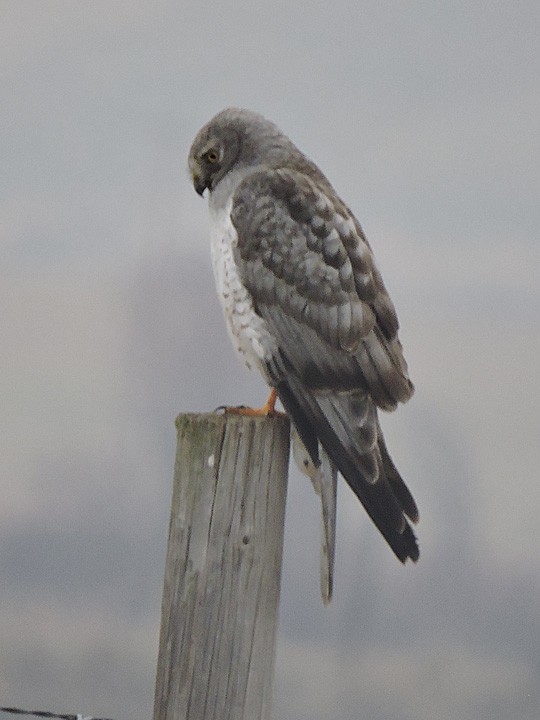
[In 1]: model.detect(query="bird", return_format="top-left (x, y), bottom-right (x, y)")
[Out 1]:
top-left (188, 107), bottom-right (419, 602)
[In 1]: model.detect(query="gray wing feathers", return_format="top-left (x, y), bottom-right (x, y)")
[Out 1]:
top-left (231, 168), bottom-right (413, 410)
top-left (231, 168), bottom-right (419, 563)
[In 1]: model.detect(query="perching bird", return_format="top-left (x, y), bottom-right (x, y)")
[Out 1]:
top-left (188, 108), bottom-right (419, 602)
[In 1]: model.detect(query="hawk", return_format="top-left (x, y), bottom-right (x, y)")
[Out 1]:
top-left (188, 108), bottom-right (419, 602)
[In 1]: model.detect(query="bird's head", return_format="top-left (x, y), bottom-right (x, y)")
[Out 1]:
top-left (188, 107), bottom-right (294, 196)
top-left (188, 121), bottom-right (239, 196)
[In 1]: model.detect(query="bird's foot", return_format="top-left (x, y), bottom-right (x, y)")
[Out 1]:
top-left (216, 388), bottom-right (287, 417)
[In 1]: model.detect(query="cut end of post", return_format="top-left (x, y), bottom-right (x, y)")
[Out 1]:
top-left (174, 410), bottom-right (290, 430)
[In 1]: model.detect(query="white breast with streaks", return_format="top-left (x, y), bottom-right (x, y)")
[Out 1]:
top-left (209, 194), bottom-right (271, 375)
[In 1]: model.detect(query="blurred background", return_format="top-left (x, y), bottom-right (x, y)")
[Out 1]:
top-left (1, 2), bottom-right (539, 719)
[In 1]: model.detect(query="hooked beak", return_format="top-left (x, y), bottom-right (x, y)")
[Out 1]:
top-left (192, 171), bottom-right (209, 197)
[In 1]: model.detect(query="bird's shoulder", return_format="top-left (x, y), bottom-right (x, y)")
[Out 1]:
top-left (229, 165), bottom-right (401, 344)
top-left (227, 164), bottom-right (411, 405)
top-left (231, 164), bottom-right (348, 221)
top-left (231, 166), bottom-right (379, 299)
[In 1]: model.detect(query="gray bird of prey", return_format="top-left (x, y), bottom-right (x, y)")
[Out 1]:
top-left (188, 108), bottom-right (419, 603)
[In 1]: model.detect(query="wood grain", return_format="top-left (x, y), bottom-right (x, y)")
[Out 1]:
top-left (153, 412), bottom-right (290, 720)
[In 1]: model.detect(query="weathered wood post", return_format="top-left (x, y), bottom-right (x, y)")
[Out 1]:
top-left (153, 412), bottom-right (290, 720)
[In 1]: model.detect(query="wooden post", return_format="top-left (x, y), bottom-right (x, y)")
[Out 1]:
top-left (153, 412), bottom-right (290, 720)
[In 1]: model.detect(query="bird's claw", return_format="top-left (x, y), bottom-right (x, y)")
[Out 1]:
top-left (214, 390), bottom-right (287, 417)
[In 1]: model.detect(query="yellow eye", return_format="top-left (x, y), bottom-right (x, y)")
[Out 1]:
top-left (206, 149), bottom-right (219, 164)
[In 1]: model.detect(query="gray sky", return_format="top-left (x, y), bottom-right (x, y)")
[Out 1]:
top-left (1, 2), bottom-right (539, 719)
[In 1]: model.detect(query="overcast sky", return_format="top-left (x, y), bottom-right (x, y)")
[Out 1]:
top-left (1, 2), bottom-right (539, 719)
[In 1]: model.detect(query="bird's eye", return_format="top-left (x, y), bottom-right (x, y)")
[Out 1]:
top-left (206, 149), bottom-right (219, 164)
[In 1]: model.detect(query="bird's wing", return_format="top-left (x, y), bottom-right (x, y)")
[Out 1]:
top-left (292, 428), bottom-right (337, 604)
top-left (231, 168), bottom-right (419, 562)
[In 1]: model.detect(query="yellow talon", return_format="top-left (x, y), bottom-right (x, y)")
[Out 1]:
top-left (224, 388), bottom-right (286, 417)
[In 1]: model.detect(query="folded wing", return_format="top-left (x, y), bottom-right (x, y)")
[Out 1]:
top-left (231, 168), bottom-right (419, 563)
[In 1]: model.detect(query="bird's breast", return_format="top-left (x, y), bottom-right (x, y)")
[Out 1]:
top-left (209, 200), bottom-right (271, 375)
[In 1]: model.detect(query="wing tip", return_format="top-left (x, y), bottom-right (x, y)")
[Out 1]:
top-left (396, 524), bottom-right (420, 564)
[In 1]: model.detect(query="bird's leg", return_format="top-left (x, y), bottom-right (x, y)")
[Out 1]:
top-left (223, 387), bottom-right (286, 417)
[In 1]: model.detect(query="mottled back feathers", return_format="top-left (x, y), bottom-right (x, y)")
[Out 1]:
top-left (231, 168), bottom-right (414, 410)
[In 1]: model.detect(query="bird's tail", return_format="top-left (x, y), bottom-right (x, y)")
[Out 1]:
top-left (292, 429), bottom-right (337, 604)
top-left (277, 374), bottom-right (419, 564)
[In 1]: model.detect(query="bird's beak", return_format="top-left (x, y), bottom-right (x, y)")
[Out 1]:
top-left (192, 170), bottom-right (208, 197)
